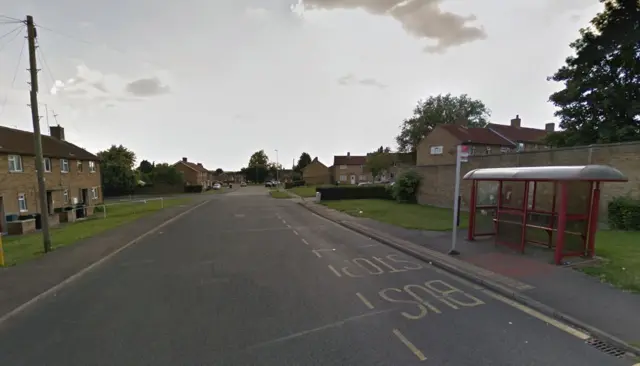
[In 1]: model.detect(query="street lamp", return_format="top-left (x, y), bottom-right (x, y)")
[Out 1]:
top-left (275, 149), bottom-right (279, 184)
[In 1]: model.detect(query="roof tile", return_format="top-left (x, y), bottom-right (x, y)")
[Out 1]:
top-left (440, 125), bottom-right (514, 146)
top-left (333, 155), bottom-right (367, 166)
top-left (0, 125), bottom-right (98, 160)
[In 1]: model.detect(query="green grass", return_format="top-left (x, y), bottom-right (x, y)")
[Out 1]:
top-left (206, 187), bottom-right (229, 194)
top-left (2, 197), bottom-right (191, 267)
top-left (580, 230), bottom-right (640, 293)
top-left (270, 190), bottom-right (292, 199)
top-left (321, 199), bottom-right (468, 231)
top-left (288, 186), bottom-right (317, 198)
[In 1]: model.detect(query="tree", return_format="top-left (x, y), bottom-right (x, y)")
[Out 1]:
top-left (97, 145), bottom-right (137, 196)
top-left (295, 152), bottom-right (312, 172)
top-left (137, 160), bottom-right (154, 174)
top-left (215, 168), bottom-right (224, 175)
top-left (396, 93), bottom-right (491, 153)
top-left (149, 163), bottom-right (184, 185)
top-left (366, 149), bottom-right (394, 180)
top-left (241, 166), bottom-right (268, 183)
top-left (546, 0), bottom-right (640, 147)
top-left (248, 150), bottom-right (269, 167)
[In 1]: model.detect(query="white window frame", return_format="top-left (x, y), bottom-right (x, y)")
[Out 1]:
top-left (339, 165), bottom-right (347, 170)
top-left (359, 175), bottom-right (367, 181)
top-left (44, 157), bottom-right (52, 172)
top-left (339, 175), bottom-right (347, 181)
top-left (430, 146), bottom-right (443, 155)
top-left (18, 193), bottom-right (27, 212)
top-left (63, 189), bottom-right (69, 204)
top-left (88, 161), bottom-right (96, 173)
top-left (8, 154), bottom-right (23, 172)
top-left (500, 147), bottom-right (510, 153)
top-left (77, 160), bottom-right (83, 172)
top-left (91, 187), bottom-right (99, 200)
top-left (61, 159), bottom-right (69, 173)
top-left (486, 146), bottom-right (492, 154)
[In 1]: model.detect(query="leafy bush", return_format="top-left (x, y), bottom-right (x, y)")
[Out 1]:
top-left (316, 185), bottom-right (393, 201)
top-left (608, 196), bottom-right (640, 230)
top-left (184, 185), bottom-right (204, 193)
top-left (392, 170), bottom-right (422, 203)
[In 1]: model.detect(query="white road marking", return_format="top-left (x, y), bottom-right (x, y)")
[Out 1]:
top-left (301, 238), bottom-right (310, 245)
top-left (292, 230), bottom-right (298, 235)
top-left (393, 329), bottom-right (427, 361)
top-left (356, 292), bottom-right (375, 309)
top-left (328, 265), bottom-right (342, 277)
top-left (312, 248), bottom-right (335, 258)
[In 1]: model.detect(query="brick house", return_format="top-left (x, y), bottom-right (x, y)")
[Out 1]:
top-left (0, 125), bottom-right (102, 233)
top-left (173, 157), bottom-right (210, 188)
top-left (416, 116), bottom-right (554, 166)
top-left (302, 158), bottom-right (331, 185)
top-left (330, 153), bottom-right (372, 185)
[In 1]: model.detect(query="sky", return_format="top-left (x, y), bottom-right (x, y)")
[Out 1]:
top-left (0, 0), bottom-right (603, 171)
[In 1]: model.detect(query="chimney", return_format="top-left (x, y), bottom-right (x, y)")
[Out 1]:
top-left (545, 122), bottom-right (555, 132)
top-left (182, 157), bottom-right (187, 162)
top-left (347, 152), bottom-right (350, 157)
top-left (197, 163), bottom-right (203, 167)
top-left (510, 115), bottom-right (521, 128)
top-left (50, 125), bottom-right (65, 141)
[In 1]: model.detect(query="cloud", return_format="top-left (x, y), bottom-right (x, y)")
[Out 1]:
top-left (91, 81), bottom-right (109, 93)
top-left (125, 77), bottom-right (170, 97)
top-left (296, 0), bottom-right (486, 53)
top-left (337, 74), bottom-right (387, 88)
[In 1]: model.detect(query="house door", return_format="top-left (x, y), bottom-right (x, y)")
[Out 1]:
top-left (0, 197), bottom-right (5, 233)
top-left (46, 191), bottom-right (53, 215)
top-left (350, 175), bottom-right (356, 184)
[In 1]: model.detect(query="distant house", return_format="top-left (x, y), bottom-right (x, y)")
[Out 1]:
top-left (302, 158), bottom-right (331, 185)
top-left (416, 115), bottom-right (554, 166)
top-left (173, 157), bottom-right (210, 189)
top-left (330, 152), bottom-right (372, 185)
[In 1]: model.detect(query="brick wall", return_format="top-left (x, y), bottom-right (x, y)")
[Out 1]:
top-left (415, 141), bottom-right (640, 222)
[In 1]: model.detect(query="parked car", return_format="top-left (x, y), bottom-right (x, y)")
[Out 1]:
top-left (213, 183), bottom-right (222, 190)
top-left (241, 182), bottom-right (247, 187)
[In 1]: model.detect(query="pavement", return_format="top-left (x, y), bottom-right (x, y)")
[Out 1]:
top-left (0, 186), bottom-right (635, 365)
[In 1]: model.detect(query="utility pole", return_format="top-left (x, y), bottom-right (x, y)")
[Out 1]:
top-left (26, 15), bottom-right (52, 253)
top-left (275, 149), bottom-right (279, 184)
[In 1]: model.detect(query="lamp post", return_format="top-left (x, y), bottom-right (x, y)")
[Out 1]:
top-left (275, 149), bottom-right (280, 185)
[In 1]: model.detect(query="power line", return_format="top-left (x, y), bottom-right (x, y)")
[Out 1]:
top-left (0, 35), bottom-right (27, 119)
top-left (0, 24), bottom-right (23, 42)
top-left (0, 24), bottom-right (23, 53)
top-left (0, 15), bottom-right (23, 23)
top-left (36, 39), bottom-right (56, 88)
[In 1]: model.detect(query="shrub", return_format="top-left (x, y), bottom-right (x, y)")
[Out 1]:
top-left (285, 180), bottom-right (306, 189)
top-left (316, 185), bottom-right (393, 201)
top-left (608, 196), bottom-right (640, 230)
top-left (392, 170), bottom-right (422, 203)
top-left (184, 185), bottom-right (204, 193)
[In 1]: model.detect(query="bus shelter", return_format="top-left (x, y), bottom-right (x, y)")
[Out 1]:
top-left (463, 165), bottom-right (627, 265)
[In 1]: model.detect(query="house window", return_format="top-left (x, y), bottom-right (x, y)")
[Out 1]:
top-left (485, 146), bottom-right (492, 154)
top-left (18, 193), bottom-right (27, 212)
top-left (339, 165), bottom-right (347, 170)
top-left (430, 146), bottom-right (443, 155)
top-left (44, 158), bottom-right (51, 172)
top-left (63, 190), bottom-right (69, 204)
top-left (8, 154), bottom-right (22, 172)
top-left (500, 147), bottom-right (510, 153)
top-left (77, 160), bottom-right (83, 172)
top-left (470, 146), bottom-right (477, 156)
top-left (88, 161), bottom-right (96, 172)
top-left (339, 175), bottom-right (347, 181)
top-left (359, 175), bottom-right (367, 181)
top-left (61, 159), bottom-right (69, 173)
top-left (91, 187), bottom-right (99, 200)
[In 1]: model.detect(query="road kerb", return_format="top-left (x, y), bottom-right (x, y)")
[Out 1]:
top-left (297, 201), bottom-right (640, 358)
top-left (0, 199), bottom-right (212, 326)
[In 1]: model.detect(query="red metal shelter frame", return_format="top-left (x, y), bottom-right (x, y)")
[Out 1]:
top-left (463, 165), bottom-right (628, 265)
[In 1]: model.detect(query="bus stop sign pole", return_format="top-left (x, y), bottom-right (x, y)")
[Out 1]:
top-left (449, 144), bottom-right (468, 256)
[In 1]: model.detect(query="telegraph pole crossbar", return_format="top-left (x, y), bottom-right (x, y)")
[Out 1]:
top-left (26, 15), bottom-right (52, 253)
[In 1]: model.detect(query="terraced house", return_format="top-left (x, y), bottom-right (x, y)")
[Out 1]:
top-left (0, 125), bottom-right (102, 233)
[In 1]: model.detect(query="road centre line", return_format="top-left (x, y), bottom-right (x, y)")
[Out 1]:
top-left (392, 329), bottom-right (427, 361)
top-left (312, 248), bottom-right (336, 258)
top-left (356, 292), bottom-right (375, 309)
top-left (328, 265), bottom-right (342, 277)
top-left (292, 230), bottom-right (298, 235)
top-left (301, 238), bottom-right (310, 245)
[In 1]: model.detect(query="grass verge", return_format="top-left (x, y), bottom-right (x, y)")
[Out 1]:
top-left (288, 186), bottom-right (317, 198)
top-left (270, 190), bottom-right (292, 199)
top-left (2, 197), bottom-right (191, 267)
top-left (321, 199), bottom-right (468, 231)
top-left (580, 230), bottom-right (640, 293)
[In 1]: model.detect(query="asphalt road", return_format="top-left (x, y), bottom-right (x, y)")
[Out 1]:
top-left (0, 186), bottom-right (632, 365)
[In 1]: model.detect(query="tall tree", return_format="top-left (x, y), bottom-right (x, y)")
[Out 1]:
top-left (215, 168), bottom-right (224, 175)
top-left (97, 145), bottom-right (137, 196)
top-left (137, 159), bottom-right (154, 174)
top-left (295, 152), bottom-right (313, 172)
top-left (366, 150), bottom-right (394, 180)
top-left (546, 0), bottom-right (640, 147)
top-left (396, 93), bottom-right (491, 153)
top-left (248, 150), bottom-right (269, 167)
top-left (149, 163), bottom-right (184, 185)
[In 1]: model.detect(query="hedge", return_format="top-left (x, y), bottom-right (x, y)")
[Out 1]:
top-left (316, 185), bottom-right (392, 201)
top-left (184, 185), bottom-right (204, 193)
top-left (608, 196), bottom-right (640, 230)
